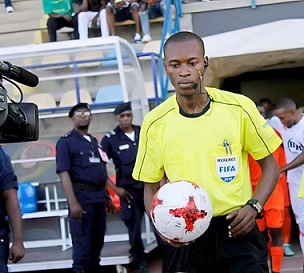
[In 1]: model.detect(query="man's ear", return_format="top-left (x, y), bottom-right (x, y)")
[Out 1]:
top-left (163, 61), bottom-right (168, 74)
top-left (204, 56), bottom-right (209, 68)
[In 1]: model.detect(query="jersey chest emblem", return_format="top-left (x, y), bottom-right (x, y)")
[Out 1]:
top-left (287, 138), bottom-right (303, 154)
top-left (216, 156), bottom-right (238, 183)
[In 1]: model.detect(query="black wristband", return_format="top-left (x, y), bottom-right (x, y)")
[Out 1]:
top-left (245, 199), bottom-right (263, 219)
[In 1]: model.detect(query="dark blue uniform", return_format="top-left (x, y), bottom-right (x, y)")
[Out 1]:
top-left (0, 148), bottom-right (18, 273)
top-left (56, 129), bottom-right (109, 273)
top-left (101, 125), bottom-right (146, 264)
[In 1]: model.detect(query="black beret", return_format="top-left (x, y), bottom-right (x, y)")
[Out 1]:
top-left (68, 102), bottom-right (90, 118)
top-left (114, 102), bottom-right (132, 115)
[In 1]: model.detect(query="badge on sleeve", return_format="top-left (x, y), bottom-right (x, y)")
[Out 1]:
top-left (257, 117), bottom-right (275, 137)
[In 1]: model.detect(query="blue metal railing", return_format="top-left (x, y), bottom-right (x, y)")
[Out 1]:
top-left (15, 53), bottom-right (161, 113)
top-left (159, 0), bottom-right (183, 102)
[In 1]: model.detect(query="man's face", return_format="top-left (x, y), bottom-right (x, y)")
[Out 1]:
top-left (163, 39), bottom-right (206, 97)
top-left (117, 110), bottom-right (133, 129)
top-left (274, 108), bottom-right (296, 128)
top-left (71, 107), bottom-right (91, 129)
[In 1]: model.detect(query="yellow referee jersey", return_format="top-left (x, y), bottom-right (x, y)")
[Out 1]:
top-left (133, 88), bottom-right (282, 216)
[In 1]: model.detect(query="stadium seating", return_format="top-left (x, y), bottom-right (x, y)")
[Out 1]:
top-left (94, 85), bottom-right (123, 104)
top-left (41, 54), bottom-right (71, 70)
top-left (26, 93), bottom-right (57, 109)
top-left (72, 51), bottom-right (104, 68)
top-left (144, 81), bottom-right (161, 100)
top-left (138, 40), bottom-right (162, 61)
top-left (59, 89), bottom-right (92, 107)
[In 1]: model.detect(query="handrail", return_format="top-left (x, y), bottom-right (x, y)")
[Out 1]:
top-left (10, 52), bottom-right (160, 111)
top-left (11, 157), bottom-right (55, 164)
top-left (137, 52), bottom-right (161, 106)
top-left (159, 0), bottom-right (183, 101)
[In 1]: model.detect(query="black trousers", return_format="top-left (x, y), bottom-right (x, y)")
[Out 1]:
top-left (0, 232), bottom-right (9, 273)
top-left (47, 17), bottom-right (76, 42)
top-left (167, 215), bottom-right (269, 273)
top-left (69, 202), bottom-right (106, 272)
top-left (120, 187), bottom-right (146, 263)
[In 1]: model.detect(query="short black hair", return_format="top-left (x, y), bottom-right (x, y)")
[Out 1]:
top-left (259, 98), bottom-right (272, 104)
top-left (275, 98), bottom-right (297, 111)
top-left (164, 31), bottom-right (205, 58)
top-left (113, 102), bottom-right (132, 115)
top-left (68, 102), bottom-right (90, 118)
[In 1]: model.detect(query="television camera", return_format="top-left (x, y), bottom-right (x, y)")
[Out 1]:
top-left (0, 61), bottom-right (39, 143)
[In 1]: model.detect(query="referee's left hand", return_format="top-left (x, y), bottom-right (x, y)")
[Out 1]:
top-left (225, 206), bottom-right (257, 238)
top-left (158, 232), bottom-right (194, 248)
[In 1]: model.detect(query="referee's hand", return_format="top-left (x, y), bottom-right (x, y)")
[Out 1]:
top-left (226, 206), bottom-right (256, 238)
top-left (158, 232), bottom-right (194, 248)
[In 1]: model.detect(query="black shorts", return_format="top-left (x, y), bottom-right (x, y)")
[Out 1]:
top-left (167, 215), bottom-right (269, 273)
top-left (115, 6), bottom-right (133, 22)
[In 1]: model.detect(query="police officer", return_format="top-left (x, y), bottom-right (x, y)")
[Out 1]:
top-left (101, 102), bottom-right (149, 273)
top-left (0, 147), bottom-right (25, 272)
top-left (56, 102), bottom-right (115, 273)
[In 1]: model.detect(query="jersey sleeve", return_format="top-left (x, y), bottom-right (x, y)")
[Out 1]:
top-left (242, 97), bottom-right (282, 160)
top-left (132, 115), bottom-right (164, 183)
top-left (56, 138), bottom-right (71, 173)
top-left (267, 116), bottom-right (283, 131)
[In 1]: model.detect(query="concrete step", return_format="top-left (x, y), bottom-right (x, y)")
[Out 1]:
top-left (0, 31), bottom-right (36, 47)
top-left (0, 18), bottom-right (43, 34)
top-left (0, 9), bottom-right (42, 24)
top-left (0, 0), bottom-right (42, 11)
top-left (0, 0), bottom-right (43, 36)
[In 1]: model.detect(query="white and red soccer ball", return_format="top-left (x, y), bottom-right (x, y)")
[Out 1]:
top-left (150, 180), bottom-right (213, 243)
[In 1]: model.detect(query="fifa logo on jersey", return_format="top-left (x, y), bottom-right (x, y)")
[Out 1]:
top-left (219, 166), bottom-right (236, 172)
top-left (216, 156), bottom-right (238, 183)
top-left (288, 139), bottom-right (303, 154)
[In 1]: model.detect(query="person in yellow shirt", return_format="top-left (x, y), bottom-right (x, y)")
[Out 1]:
top-left (133, 31), bottom-right (281, 273)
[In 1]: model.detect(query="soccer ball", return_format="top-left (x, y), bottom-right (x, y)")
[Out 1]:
top-left (150, 180), bottom-right (213, 243)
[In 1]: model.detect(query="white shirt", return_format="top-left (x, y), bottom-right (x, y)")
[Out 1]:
top-left (269, 115), bottom-right (304, 185)
top-left (125, 131), bottom-right (135, 141)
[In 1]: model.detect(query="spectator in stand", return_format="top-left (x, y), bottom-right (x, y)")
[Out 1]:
top-left (139, 0), bottom-right (171, 43)
top-left (4, 0), bottom-right (14, 13)
top-left (106, 0), bottom-right (141, 43)
top-left (76, 0), bottom-right (109, 39)
top-left (0, 148), bottom-right (25, 272)
top-left (268, 97), bottom-right (304, 256)
top-left (43, 0), bottom-right (78, 42)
